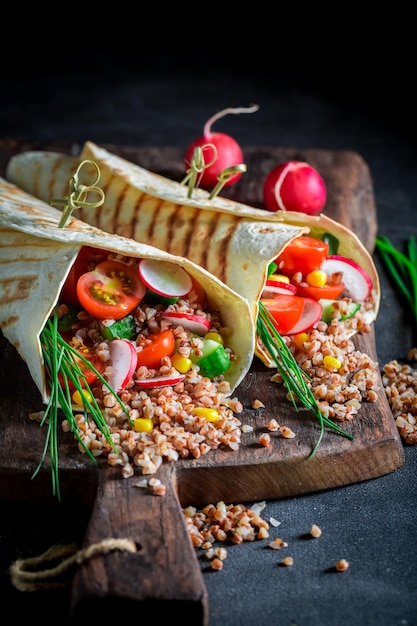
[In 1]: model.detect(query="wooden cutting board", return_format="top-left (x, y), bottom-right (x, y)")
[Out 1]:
top-left (0, 140), bottom-right (405, 624)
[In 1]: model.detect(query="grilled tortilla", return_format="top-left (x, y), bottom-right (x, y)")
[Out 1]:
top-left (0, 177), bottom-right (255, 402)
top-left (6, 143), bottom-right (381, 366)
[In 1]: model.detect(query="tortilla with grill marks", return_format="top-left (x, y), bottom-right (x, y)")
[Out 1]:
top-left (0, 176), bottom-right (255, 402)
top-left (5, 143), bottom-right (381, 366)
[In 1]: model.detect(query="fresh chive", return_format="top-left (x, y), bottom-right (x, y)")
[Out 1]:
top-left (36, 307), bottom-right (131, 499)
top-left (257, 301), bottom-right (353, 458)
top-left (375, 235), bottom-right (417, 339)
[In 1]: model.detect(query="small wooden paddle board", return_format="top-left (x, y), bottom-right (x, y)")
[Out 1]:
top-left (0, 140), bottom-right (404, 624)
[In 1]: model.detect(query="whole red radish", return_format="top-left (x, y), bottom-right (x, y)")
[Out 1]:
top-left (263, 161), bottom-right (327, 215)
top-left (184, 104), bottom-right (259, 191)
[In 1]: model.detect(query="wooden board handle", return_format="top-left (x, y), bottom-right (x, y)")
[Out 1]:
top-left (70, 464), bottom-right (208, 624)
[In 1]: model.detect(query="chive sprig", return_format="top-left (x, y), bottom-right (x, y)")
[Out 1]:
top-left (36, 308), bottom-right (130, 499)
top-left (375, 235), bottom-right (417, 338)
top-left (257, 301), bottom-right (353, 457)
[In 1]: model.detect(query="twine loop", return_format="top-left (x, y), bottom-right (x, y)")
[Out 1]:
top-left (9, 537), bottom-right (137, 592)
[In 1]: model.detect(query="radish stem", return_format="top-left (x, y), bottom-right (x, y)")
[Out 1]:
top-left (203, 104), bottom-right (260, 137)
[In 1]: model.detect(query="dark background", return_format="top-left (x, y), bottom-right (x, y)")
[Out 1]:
top-left (1, 34), bottom-right (417, 626)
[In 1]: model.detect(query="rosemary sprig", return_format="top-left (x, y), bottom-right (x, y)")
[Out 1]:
top-left (36, 307), bottom-right (130, 499)
top-left (257, 301), bottom-right (353, 457)
top-left (375, 235), bottom-right (417, 338)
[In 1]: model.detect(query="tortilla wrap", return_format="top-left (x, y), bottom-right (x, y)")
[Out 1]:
top-left (6, 143), bottom-right (381, 365)
top-left (0, 177), bottom-right (255, 403)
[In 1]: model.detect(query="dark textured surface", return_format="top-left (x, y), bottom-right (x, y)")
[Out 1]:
top-left (1, 49), bottom-right (417, 626)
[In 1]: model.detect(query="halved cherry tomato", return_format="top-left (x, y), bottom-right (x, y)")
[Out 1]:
top-left (61, 246), bottom-right (110, 306)
top-left (275, 236), bottom-right (329, 277)
top-left (295, 282), bottom-right (345, 301)
top-left (136, 329), bottom-right (176, 369)
top-left (261, 295), bottom-right (305, 335)
top-left (58, 344), bottom-right (105, 391)
top-left (77, 260), bottom-right (146, 320)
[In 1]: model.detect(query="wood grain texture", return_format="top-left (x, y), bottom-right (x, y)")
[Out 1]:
top-left (0, 140), bottom-right (404, 624)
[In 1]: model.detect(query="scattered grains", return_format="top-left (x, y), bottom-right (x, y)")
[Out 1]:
top-left (269, 537), bottom-right (288, 550)
top-left (269, 517), bottom-right (281, 527)
top-left (257, 526), bottom-right (270, 540)
top-left (267, 419), bottom-right (280, 431)
top-left (382, 350), bottom-right (417, 444)
top-left (29, 411), bottom-right (45, 423)
top-left (214, 547), bottom-right (228, 560)
top-left (310, 524), bottom-right (322, 538)
top-left (253, 399), bottom-right (265, 409)
top-left (251, 501), bottom-right (267, 515)
top-left (335, 559), bottom-right (349, 572)
top-left (132, 477), bottom-right (166, 495)
top-left (183, 500), bottom-right (269, 570)
top-left (281, 556), bottom-right (294, 567)
top-left (259, 432), bottom-right (271, 447)
top-left (281, 426), bottom-right (296, 439)
top-left (241, 424), bottom-right (254, 433)
top-left (148, 477), bottom-right (167, 496)
top-left (134, 478), bottom-right (149, 489)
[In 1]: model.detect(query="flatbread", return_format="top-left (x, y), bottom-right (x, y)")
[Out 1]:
top-left (6, 143), bottom-right (381, 366)
top-left (0, 177), bottom-right (255, 401)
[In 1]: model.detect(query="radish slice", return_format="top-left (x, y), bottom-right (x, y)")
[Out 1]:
top-left (108, 339), bottom-right (138, 392)
top-left (138, 259), bottom-right (193, 297)
top-left (262, 280), bottom-right (297, 297)
top-left (135, 373), bottom-right (185, 388)
top-left (285, 298), bottom-right (322, 335)
top-left (320, 255), bottom-right (372, 301)
top-left (161, 312), bottom-right (211, 335)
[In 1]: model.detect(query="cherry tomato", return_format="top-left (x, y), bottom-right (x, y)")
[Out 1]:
top-left (77, 260), bottom-right (146, 320)
top-left (136, 330), bottom-right (176, 369)
top-left (275, 236), bottom-right (329, 277)
top-left (295, 282), bottom-right (345, 301)
top-left (61, 246), bottom-right (110, 306)
top-left (261, 295), bottom-right (305, 335)
top-left (59, 344), bottom-right (105, 391)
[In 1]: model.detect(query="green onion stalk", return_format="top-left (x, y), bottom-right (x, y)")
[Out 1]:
top-left (37, 308), bottom-right (131, 500)
top-left (257, 302), bottom-right (353, 457)
top-left (375, 235), bottom-right (417, 344)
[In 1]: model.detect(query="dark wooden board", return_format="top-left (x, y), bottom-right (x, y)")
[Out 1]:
top-left (0, 140), bottom-right (405, 624)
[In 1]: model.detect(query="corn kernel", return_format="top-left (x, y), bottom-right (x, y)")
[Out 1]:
top-left (204, 332), bottom-right (223, 345)
top-left (323, 355), bottom-right (342, 370)
top-left (306, 270), bottom-right (327, 287)
top-left (133, 418), bottom-right (154, 432)
top-left (269, 274), bottom-right (290, 284)
top-left (192, 407), bottom-right (219, 422)
top-left (72, 389), bottom-right (92, 406)
top-left (293, 332), bottom-right (309, 350)
top-left (171, 353), bottom-right (193, 373)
